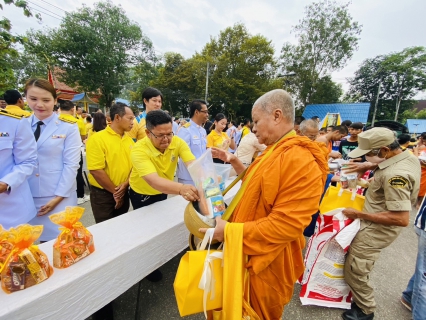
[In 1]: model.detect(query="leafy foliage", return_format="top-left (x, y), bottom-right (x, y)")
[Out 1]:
top-left (0, 0), bottom-right (40, 93)
top-left (280, 0), bottom-right (361, 108)
top-left (349, 46), bottom-right (426, 121)
top-left (26, 1), bottom-right (153, 108)
top-left (151, 23), bottom-right (278, 120)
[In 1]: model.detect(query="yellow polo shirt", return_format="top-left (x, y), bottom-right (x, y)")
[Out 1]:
top-left (207, 130), bottom-right (230, 149)
top-left (60, 113), bottom-right (86, 136)
top-left (77, 117), bottom-right (87, 136)
top-left (86, 126), bottom-right (134, 189)
top-left (241, 126), bottom-right (250, 139)
top-left (129, 136), bottom-right (195, 195)
top-left (126, 118), bottom-right (147, 141)
top-left (86, 122), bottom-right (93, 133)
top-left (4, 105), bottom-right (31, 117)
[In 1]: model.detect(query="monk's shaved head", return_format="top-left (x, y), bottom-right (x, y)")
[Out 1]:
top-left (300, 119), bottom-right (319, 134)
top-left (253, 89), bottom-right (295, 124)
top-left (300, 119), bottom-right (320, 141)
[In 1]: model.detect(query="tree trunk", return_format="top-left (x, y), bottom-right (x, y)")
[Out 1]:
top-left (394, 97), bottom-right (402, 121)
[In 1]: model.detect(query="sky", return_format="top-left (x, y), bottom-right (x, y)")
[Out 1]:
top-left (3, 0), bottom-right (426, 98)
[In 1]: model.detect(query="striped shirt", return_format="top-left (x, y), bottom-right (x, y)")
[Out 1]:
top-left (415, 200), bottom-right (426, 230)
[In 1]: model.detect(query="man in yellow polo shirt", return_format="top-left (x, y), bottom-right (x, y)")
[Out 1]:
top-left (241, 118), bottom-right (251, 139)
top-left (59, 100), bottom-right (89, 204)
top-left (129, 110), bottom-right (199, 206)
top-left (86, 103), bottom-right (134, 223)
top-left (3, 90), bottom-right (31, 117)
top-left (127, 87), bottom-right (163, 141)
top-left (129, 109), bottom-right (199, 282)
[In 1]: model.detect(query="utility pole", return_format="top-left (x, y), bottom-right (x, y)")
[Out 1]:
top-left (371, 82), bottom-right (381, 127)
top-left (205, 62), bottom-right (209, 102)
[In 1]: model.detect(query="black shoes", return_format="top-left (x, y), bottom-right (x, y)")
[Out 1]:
top-left (342, 303), bottom-right (374, 320)
top-left (146, 269), bottom-right (163, 282)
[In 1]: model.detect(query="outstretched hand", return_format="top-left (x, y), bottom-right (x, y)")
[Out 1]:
top-left (211, 147), bottom-right (234, 163)
top-left (342, 162), bottom-right (375, 178)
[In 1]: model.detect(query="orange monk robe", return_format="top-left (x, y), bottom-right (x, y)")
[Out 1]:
top-left (420, 165), bottom-right (426, 197)
top-left (327, 140), bottom-right (333, 153)
top-left (315, 141), bottom-right (330, 161)
top-left (231, 135), bottom-right (328, 320)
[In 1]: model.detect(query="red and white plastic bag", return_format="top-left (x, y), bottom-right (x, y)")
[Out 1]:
top-left (299, 208), bottom-right (360, 309)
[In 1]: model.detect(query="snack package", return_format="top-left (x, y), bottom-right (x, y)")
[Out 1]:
top-left (1, 225), bottom-right (53, 293)
top-left (188, 149), bottom-right (226, 218)
top-left (50, 206), bottom-right (95, 269)
top-left (0, 226), bottom-right (13, 275)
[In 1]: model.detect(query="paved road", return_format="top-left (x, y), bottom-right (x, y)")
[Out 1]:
top-left (78, 193), bottom-right (416, 320)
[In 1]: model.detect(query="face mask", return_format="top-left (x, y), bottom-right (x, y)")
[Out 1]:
top-left (365, 155), bottom-right (386, 164)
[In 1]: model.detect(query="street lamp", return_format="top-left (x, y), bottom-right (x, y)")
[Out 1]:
top-left (277, 72), bottom-right (296, 78)
top-left (277, 72), bottom-right (297, 88)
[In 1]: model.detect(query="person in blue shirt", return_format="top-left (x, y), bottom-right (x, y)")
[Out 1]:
top-left (24, 78), bottom-right (81, 242)
top-left (172, 117), bottom-right (179, 134)
top-left (0, 109), bottom-right (37, 229)
top-left (401, 200), bottom-right (426, 320)
top-left (226, 121), bottom-right (238, 153)
top-left (177, 99), bottom-right (209, 185)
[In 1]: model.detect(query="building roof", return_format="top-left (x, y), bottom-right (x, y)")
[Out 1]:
top-left (302, 103), bottom-right (371, 124)
top-left (51, 67), bottom-right (79, 94)
top-left (115, 98), bottom-right (144, 109)
top-left (413, 100), bottom-right (426, 112)
top-left (72, 93), bottom-right (97, 105)
top-left (405, 119), bottom-right (426, 134)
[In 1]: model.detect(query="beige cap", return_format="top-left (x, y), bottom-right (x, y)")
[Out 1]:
top-left (348, 127), bottom-right (396, 158)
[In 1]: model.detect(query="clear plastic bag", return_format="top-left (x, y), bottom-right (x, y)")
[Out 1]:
top-left (213, 163), bottom-right (232, 192)
top-left (0, 225), bottom-right (53, 294)
top-left (187, 149), bottom-right (226, 218)
top-left (50, 206), bottom-right (95, 269)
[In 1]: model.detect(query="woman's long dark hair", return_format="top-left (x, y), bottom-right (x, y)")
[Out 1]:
top-left (210, 113), bottom-right (227, 131)
top-left (93, 112), bottom-right (107, 132)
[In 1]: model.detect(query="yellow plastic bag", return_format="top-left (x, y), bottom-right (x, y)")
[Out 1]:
top-left (1, 224), bottom-right (53, 294)
top-left (320, 185), bottom-right (365, 213)
top-left (174, 229), bottom-right (223, 317)
top-left (0, 225), bottom-right (13, 273)
top-left (50, 206), bottom-right (95, 268)
top-left (210, 223), bottom-right (260, 320)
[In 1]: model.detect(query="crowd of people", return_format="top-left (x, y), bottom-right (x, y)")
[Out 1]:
top-left (1, 80), bottom-right (425, 320)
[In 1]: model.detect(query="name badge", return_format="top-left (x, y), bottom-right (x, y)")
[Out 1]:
top-left (52, 134), bottom-right (66, 139)
top-left (0, 132), bottom-right (9, 137)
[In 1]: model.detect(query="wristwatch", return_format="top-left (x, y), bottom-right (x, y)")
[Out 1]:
top-left (6, 184), bottom-right (11, 192)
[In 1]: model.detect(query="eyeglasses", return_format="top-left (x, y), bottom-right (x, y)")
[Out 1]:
top-left (198, 110), bottom-right (209, 114)
top-left (148, 129), bottom-right (174, 140)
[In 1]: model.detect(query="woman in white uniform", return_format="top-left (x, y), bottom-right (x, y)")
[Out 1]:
top-left (25, 78), bottom-right (81, 241)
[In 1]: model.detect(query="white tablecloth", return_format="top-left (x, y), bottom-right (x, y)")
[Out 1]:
top-left (0, 179), bottom-right (241, 320)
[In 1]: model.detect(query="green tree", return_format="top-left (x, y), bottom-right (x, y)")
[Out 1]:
top-left (348, 47), bottom-right (426, 121)
top-left (150, 52), bottom-right (200, 117)
top-left (26, 1), bottom-right (153, 108)
top-left (309, 75), bottom-right (343, 104)
top-left (416, 109), bottom-right (426, 119)
top-left (9, 49), bottom-right (47, 90)
top-left (1, 0), bottom-right (40, 93)
top-left (280, 0), bottom-right (361, 108)
top-left (381, 47), bottom-right (426, 120)
top-left (151, 24), bottom-right (278, 120)
top-left (204, 24), bottom-right (276, 119)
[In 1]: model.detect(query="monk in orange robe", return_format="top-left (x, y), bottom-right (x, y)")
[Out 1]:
top-left (201, 89), bottom-right (328, 320)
